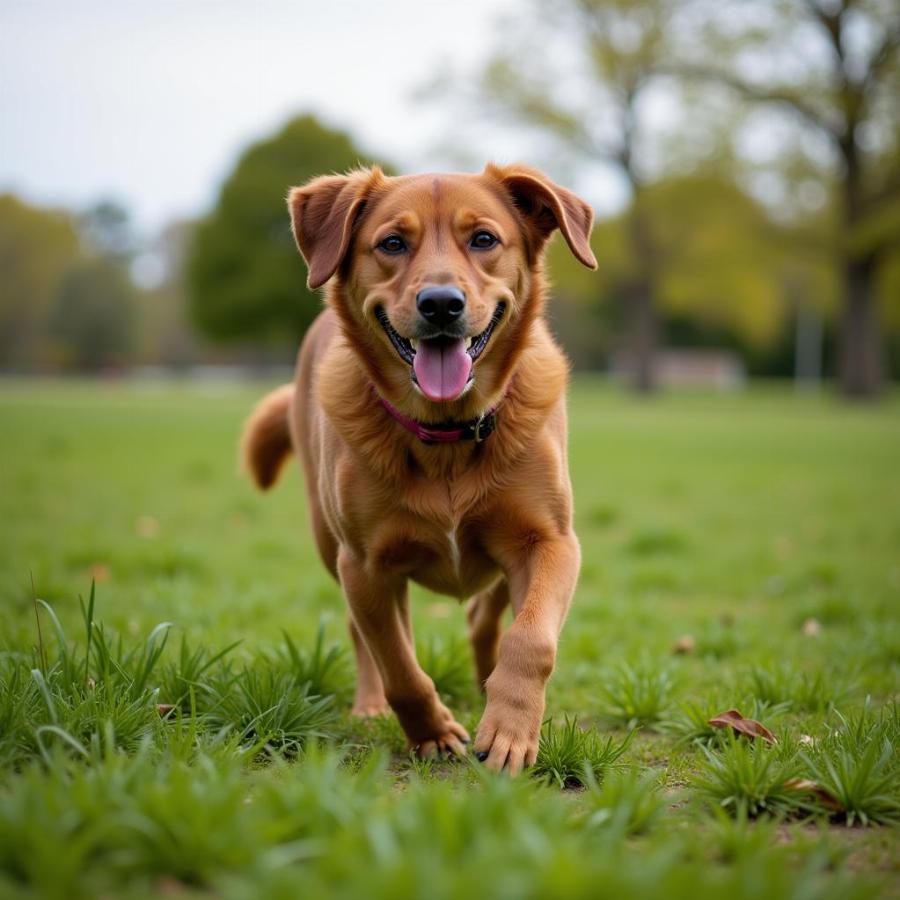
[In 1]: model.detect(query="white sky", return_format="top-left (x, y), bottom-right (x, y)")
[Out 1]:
top-left (2, 0), bottom-right (629, 235)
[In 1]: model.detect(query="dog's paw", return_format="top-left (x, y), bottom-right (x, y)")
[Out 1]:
top-left (406, 703), bottom-right (470, 758)
top-left (473, 696), bottom-right (542, 776)
top-left (413, 725), bottom-right (470, 760)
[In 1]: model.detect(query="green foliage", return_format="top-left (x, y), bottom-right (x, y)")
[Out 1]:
top-left (598, 660), bottom-right (676, 728)
top-left (579, 768), bottom-right (665, 836)
top-left (417, 633), bottom-right (477, 705)
top-left (272, 625), bottom-right (351, 702)
top-left (187, 114), bottom-right (385, 343)
top-left (693, 735), bottom-right (809, 819)
top-left (1, 588), bottom-right (172, 764)
top-left (0, 658), bottom-right (42, 769)
top-left (202, 664), bottom-right (337, 757)
top-left (0, 195), bottom-right (142, 372)
top-left (803, 738), bottom-right (900, 827)
top-left (50, 259), bottom-right (139, 370)
top-left (742, 663), bottom-right (856, 715)
top-left (0, 745), bottom-right (882, 900)
top-left (0, 589), bottom-right (347, 769)
top-left (548, 172), bottom-right (844, 373)
top-left (0, 193), bottom-right (80, 367)
top-left (158, 633), bottom-right (242, 713)
top-left (661, 697), bottom-right (789, 747)
top-left (802, 707), bottom-right (900, 827)
top-left (532, 717), bottom-right (634, 788)
top-left (700, 806), bottom-right (784, 865)
top-left (1, 382), bottom-right (899, 895)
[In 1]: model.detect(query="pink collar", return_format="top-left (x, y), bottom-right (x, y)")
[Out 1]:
top-left (376, 390), bottom-right (499, 444)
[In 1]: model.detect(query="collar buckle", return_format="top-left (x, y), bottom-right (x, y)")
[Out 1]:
top-left (473, 413), bottom-right (487, 443)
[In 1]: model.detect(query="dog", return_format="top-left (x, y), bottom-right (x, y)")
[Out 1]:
top-left (241, 164), bottom-right (596, 773)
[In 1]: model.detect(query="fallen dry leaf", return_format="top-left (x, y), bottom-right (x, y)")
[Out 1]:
top-left (799, 734), bottom-right (816, 747)
top-left (672, 634), bottom-right (696, 654)
top-left (88, 563), bottom-right (110, 583)
top-left (801, 617), bottom-right (822, 637)
top-left (708, 708), bottom-right (777, 744)
top-left (135, 515), bottom-right (160, 539)
top-left (156, 704), bottom-right (176, 718)
top-left (785, 778), bottom-right (844, 813)
top-left (428, 602), bottom-right (453, 619)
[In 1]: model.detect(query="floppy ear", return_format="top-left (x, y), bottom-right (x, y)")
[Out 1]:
top-left (487, 164), bottom-right (597, 269)
top-left (287, 167), bottom-right (384, 290)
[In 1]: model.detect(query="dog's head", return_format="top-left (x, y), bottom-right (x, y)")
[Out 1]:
top-left (288, 164), bottom-right (596, 407)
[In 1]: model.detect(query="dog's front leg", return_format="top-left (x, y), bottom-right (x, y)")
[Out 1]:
top-left (474, 532), bottom-right (580, 774)
top-left (337, 547), bottom-right (470, 757)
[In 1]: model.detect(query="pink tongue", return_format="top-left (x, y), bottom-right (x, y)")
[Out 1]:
top-left (413, 338), bottom-right (473, 402)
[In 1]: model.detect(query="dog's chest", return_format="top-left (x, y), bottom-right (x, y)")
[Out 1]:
top-left (398, 482), bottom-right (498, 597)
top-left (409, 515), bottom-right (497, 598)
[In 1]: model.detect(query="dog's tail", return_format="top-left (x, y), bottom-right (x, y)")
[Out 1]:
top-left (241, 384), bottom-right (295, 490)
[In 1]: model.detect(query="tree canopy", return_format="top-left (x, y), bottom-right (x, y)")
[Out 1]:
top-left (675, 0), bottom-right (900, 394)
top-left (49, 258), bottom-right (138, 369)
top-left (0, 195), bottom-right (80, 367)
top-left (187, 115), bottom-right (385, 344)
top-left (473, 0), bottom-right (899, 392)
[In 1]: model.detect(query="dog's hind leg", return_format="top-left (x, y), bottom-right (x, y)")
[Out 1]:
top-left (348, 585), bottom-right (417, 716)
top-left (466, 579), bottom-right (510, 689)
top-left (339, 548), bottom-right (469, 757)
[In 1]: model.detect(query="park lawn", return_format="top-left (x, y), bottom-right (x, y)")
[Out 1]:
top-left (0, 378), bottom-right (898, 899)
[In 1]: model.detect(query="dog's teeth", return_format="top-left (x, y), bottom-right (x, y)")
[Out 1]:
top-left (410, 338), bottom-right (418, 350)
top-left (465, 337), bottom-right (473, 349)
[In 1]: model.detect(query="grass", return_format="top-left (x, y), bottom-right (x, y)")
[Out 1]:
top-left (0, 378), bottom-right (898, 898)
top-left (693, 732), bottom-right (812, 819)
top-left (801, 706), bottom-right (900, 827)
top-left (598, 658), bottom-right (676, 728)
top-left (532, 716), bottom-right (634, 788)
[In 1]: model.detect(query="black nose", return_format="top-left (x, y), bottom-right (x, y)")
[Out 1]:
top-left (416, 285), bottom-right (466, 327)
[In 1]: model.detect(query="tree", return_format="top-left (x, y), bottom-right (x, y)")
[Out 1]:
top-left (547, 171), bottom-right (831, 370)
top-left (49, 258), bottom-right (138, 370)
top-left (0, 194), bottom-right (80, 368)
top-left (187, 115), bottom-right (384, 344)
top-left (79, 200), bottom-right (136, 262)
top-left (678, 0), bottom-right (900, 396)
top-left (136, 221), bottom-right (199, 368)
top-left (478, 0), bottom-right (693, 392)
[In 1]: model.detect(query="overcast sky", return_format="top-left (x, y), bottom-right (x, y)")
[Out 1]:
top-left (2, 0), bottom-right (612, 235)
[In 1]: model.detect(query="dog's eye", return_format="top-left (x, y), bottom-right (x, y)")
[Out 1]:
top-left (377, 234), bottom-right (407, 254)
top-left (470, 231), bottom-right (499, 250)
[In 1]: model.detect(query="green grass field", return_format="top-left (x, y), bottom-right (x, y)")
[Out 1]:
top-left (1, 379), bottom-right (898, 899)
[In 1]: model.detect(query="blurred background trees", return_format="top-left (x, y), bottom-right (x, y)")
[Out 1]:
top-left (49, 258), bottom-right (137, 370)
top-left (0, 196), bottom-right (138, 371)
top-left (677, 0), bottom-right (900, 396)
top-left (475, 0), bottom-right (898, 395)
top-left (479, 0), bottom-right (687, 391)
top-left (187, 115), bottom-right (378, 347)
top-left (0, 1), bottom-right (897, 395)
top-left (0, 195), bottom-right (80, 368)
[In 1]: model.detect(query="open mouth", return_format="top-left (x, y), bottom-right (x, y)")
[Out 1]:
top-left (374, 303), bottom-right (506, 403)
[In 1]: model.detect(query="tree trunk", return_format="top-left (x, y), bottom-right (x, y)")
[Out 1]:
top-left (626, 276), bottom-right (657, 393)
top-left (837, 121), bottom-right (884, 397)
top-left (625, 185), bottom-right (658, 393)
top-left (839, 255), bottom-right (883, 396)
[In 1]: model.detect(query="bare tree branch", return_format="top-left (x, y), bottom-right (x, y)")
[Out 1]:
top-left (667, 63), bottom-right (842, 141)
top-left (862, 21), bottom-right (900, 92)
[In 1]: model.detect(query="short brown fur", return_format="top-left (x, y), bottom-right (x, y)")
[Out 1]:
top-left (242, 164), bottom-right (596, 773)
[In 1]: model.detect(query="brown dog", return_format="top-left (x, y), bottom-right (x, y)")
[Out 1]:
top-left (241, 164), bottom-right (596, 773)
